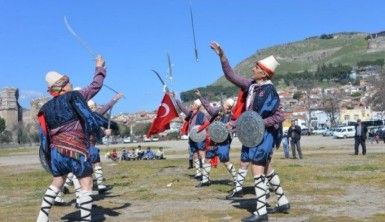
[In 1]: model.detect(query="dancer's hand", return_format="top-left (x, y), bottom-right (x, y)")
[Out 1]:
top-left (96, 55), bottom-right (105, 68)
top-left (210, 41), bottom-right (224, 57)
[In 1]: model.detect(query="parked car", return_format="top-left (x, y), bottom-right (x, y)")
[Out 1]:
top-left (301, 128), bottom-right (312, 136)
top-left (143, 136), bottom-right (151, 142)
top-left (180, 135), bottom-right (189, 140)
top-left (323, 128), bottom-right (336, 137)
top-left (333, 126), bottom-right (355, 139)
top-left (313, 128), bottom-right (328, 135)
top-left (123, 137), bottom-right (131, 143)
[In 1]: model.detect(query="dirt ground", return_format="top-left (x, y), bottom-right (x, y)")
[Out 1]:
top-left (1, 136), bottom-right (385, 222)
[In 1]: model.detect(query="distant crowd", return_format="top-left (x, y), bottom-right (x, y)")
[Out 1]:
top-left (105, 145), bottom-right (165, 161)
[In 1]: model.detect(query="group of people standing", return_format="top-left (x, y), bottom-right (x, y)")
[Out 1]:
top-left (171, 42), bottom-right (291, 222)
top-left (36, 41), bottom-right (293, 221)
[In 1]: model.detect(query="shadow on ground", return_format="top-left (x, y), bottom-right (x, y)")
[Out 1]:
top-left (61, 202), bottom-right (131, 222)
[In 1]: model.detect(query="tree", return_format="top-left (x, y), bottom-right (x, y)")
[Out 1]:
top-left (0, 130), bottom-right (12, 143)
top-left (118, 124), bottom-right (130, 137)
top-left (132, 122), bottom-right (151, 137)
top-left (322, 94), bottom-right (341, 127)
top-left (0, 117), bottom-right (5, 134)
top-left (367, 72), bottom-right (385, 112)
top-left (293, 91), bottom-right (303, 100)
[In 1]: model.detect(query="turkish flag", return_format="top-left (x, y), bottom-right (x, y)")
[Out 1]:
top-left (231, 89), bottom-right (247, 120)
top-left (147, 93), bottom-right (179, 137)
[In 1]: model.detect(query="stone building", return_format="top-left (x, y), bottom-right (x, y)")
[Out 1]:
top-left (0, 87), bottom-right (22, 131)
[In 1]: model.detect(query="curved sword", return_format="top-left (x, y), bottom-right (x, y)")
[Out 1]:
top-left (151, 69), bottom-right (169, 92)
top-left (64, 16), bottom-right (98, 58)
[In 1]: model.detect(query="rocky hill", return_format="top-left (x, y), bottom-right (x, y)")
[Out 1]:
top-left (181, 32), bottom-right (385, 101)
top-left (214, 32), bottom-right (385, 87)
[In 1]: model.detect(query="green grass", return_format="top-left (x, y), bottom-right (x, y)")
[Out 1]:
top-left (1, 148), bottom-right (385, 221)
top-left (212, 33), bottom-right (385, 89)
top-left (0, 147), bottom-right (37, 156)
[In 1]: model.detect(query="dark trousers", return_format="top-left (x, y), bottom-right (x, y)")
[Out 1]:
top-left (290, 140), bottom-right (303, 159)
top-left (354, 136), bottom-right (366, 155)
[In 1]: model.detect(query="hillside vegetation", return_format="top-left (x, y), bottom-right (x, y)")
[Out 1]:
top-left (181, 32), bottom-right (385, 102)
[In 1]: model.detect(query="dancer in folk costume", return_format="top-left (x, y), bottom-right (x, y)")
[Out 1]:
top-left (173, 93), bottom-right (208, 181)
top-left (87, 92), bottom-right (124, 192)
top-left (54, 92), bottom-right (123, 206)
top-left (194, 90), bottom-right (237, 187)
top-left (211, 42), bottom-right (290, 222)
top-left (37, 56), bottom-right (108, 222)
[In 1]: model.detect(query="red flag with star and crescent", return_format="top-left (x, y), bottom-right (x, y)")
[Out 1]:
top-left (147, 93), bottom-right (179, 137)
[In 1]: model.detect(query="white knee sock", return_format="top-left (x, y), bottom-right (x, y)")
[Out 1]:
top-left (225, 163), bottom-right (237, 183)
top-left (253, 175), bottom-right (267, 216)
top-left (72, 175), bottom-right (81, 205)
top-left (234, 168), bottom-right (247, 192)
top-left (37, 185), bottom-right (60, 222)
top-left (54, 190), bottom-right (65, 204)
top-left (201, 163), bottom-right (211, 183)
top-left (266, 170), bottom-right (289, 206)
top-left (78, 190), bottom-right (93, 221)
top-left (94, 165), bottom-right (105, 189)
top-left (194, 159), bottom-right (201, 176)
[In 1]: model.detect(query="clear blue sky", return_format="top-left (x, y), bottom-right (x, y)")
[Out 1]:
top-left (2, 0), bottom-right (385, 114)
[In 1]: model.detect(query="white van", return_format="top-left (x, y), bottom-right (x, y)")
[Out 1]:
top-left (333, 126), bottom-right (355, 139)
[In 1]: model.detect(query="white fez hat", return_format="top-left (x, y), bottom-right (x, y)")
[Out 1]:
top-left (87, 100), bottom-right (96, 107)
top-left (225, 98), bottom-right (235, 107)
top-left (45, 71), bottom-right (64, 87)
top-left (193, 99), bottom-right (202, 107)
top-left (257, 55), bottom-right (280, 76)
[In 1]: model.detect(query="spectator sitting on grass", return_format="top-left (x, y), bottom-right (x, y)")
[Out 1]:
top-left (142, 147), bottom-right (156, 160)
top-left (120, 149), bottom-right (128, 161)
top-left (135, 145), bottom-right (144, 160)
top-left (155, 147), bottom-right (166, 160)
top-left (127, 148), bottom-right (138, 160)
top-left (105, 149), bottom-right (119, 161)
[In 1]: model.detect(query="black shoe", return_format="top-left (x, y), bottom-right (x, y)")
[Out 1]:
top-left (267, 203), bottom-right (290, 214)
top-left (195, 181), bottom-right (210, 187)
top-left (54, 201), bottom-right (67, 206)
top-left (241, 213), bottom-right (268, 222)
top-left (63, 186), bottom-right (70, 194)
top-left (226, 190), bottom-right (243, 199)
top-left (188, 160), bottom-right (193, 169)
top-left (194, 175), bottom-right (202, 180)
top-left (98, 185), bottom-right (113, 194)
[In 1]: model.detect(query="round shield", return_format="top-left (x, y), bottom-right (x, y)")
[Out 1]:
top-left (236, 111), bottom-right (265, 147)
top-left (189, 125), bottom-right (207, 143)
top-left (208, 121), bottom-right (229, 144)
top-left (39, 145), bottom-right (52, 173)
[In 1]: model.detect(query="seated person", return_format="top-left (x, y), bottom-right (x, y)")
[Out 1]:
top-left (142, 147), bottom-right (156, 160)
top-left (120, 149), bottom-right (128, 161)
top-left (135, 145), bottom-right (144, 160)
top-left (106, 149), bottom-right (119, 161)
top-left (127, 148), bottom-right (138, 160)
top-left (155, 147), bottom-right (166, 160)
